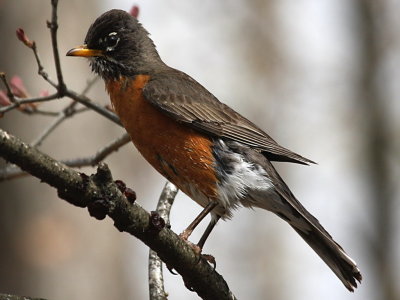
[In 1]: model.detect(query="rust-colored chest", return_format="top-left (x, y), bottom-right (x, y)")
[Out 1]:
top-left (105, 75), bottom-right (218, 201)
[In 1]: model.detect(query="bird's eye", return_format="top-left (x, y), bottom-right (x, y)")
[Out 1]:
top-left (103, 32), bottom-right (120, 52)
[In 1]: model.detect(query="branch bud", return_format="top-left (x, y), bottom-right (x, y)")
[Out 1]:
top-left (16, 28), bottom-right (34, 48)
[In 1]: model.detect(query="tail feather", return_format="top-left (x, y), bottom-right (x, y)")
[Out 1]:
top-left (260, 157), bottom-right (362, 290)
top-left (221, 140), bottom-right (362, 290)
top-left (291, 224), bottom-right (362, 291)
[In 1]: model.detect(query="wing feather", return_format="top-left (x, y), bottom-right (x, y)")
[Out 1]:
top-left (143, 69), bottom-right (315, 165)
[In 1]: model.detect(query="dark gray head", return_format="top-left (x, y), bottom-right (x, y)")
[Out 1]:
top-left (67, 9), bottom-right (165, 79)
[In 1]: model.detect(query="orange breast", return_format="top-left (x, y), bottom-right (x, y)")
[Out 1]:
top-left (106, 75), bottom-right (218, 202)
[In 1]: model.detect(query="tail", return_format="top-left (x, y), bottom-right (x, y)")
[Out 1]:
top-left (291, 223), bottom-right (362, 291)
top-left (255, 156), bottom-right (362, 291)
top-left (223, 141), bottom-right (362, 290)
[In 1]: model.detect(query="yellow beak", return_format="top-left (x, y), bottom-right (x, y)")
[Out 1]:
top-left (66, 45), bottom-right (104, 57)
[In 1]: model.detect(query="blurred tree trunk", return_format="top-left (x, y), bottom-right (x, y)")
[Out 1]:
top-left (235, 1), bottom-right (288, 299)
top-left (354, 1), bottom-right (398, 300)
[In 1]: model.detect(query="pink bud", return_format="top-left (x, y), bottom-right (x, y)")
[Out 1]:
top-left (39, 90), bottom-right (49, 97)
top-left (16, 28), bottom-right (34, 48)
top-left (10, 76), bottom-right (29, 98)
top-left (129, 5), bottom-right (139, 18)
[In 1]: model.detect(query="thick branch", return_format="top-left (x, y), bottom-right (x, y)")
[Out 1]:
top-left (0, 129), bottom-right (236, 300)
top-left (0, 294), bottom-right (47, 300)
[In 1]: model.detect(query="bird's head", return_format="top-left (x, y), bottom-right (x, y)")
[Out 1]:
top-left (67, 9), bottom-right (163, 79)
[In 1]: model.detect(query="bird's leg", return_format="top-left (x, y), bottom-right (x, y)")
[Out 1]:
top-left (197, 215), bottom-right (220, 249)
top-left (179, 201), bottom-right (217, 241)
top-left (196, 215), bottom-right (221, 268)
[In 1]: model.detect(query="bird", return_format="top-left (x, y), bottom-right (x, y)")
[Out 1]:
top-left (67, 9), bottom-right (362, 291)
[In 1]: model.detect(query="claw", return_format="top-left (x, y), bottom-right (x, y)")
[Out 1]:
top-left (178, 233), bottom-right (217, 268)
top-left (201, 254), bottom-right (216, 269)
top-left (180, 237), bottom-right (202, 254)
top-left (166, 263), bottom-right (178, 275)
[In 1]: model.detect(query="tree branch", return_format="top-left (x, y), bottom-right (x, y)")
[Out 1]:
top-left (0, 73), bottom-right (16, 103)
top-left (0, 294), bottom-right (47, 300)
top-left (0, 129), bottom-right (237, 300)
top-left (48, 0), bottom-right (66, 94)
top-left (64, 89), bottom-right (121, 125)
top-left (149, 181), bottom-right (178, 300)
top-left (1, 3), bottom-right (119, 126)
top-left (0, 132), bottom-right (130, 181)
top-left (30, 100), bottom-right (78, 147)
top-left (0, 93), bottom-right (60, 113)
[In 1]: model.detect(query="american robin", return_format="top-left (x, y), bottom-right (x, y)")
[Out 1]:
top-left (67, 9), bottom-right (362, 291)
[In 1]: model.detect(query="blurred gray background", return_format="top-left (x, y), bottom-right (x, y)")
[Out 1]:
top-left (0, 0), bottom-right (399, 299)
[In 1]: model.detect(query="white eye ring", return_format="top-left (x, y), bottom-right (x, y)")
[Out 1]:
top-left (105, 32), bottom-right (120, 52)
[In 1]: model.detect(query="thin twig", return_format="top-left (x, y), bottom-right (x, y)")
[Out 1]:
top-left (2, 78), bottom-right (96, 147)
top-left (73, 106), bottom-right (90, 114)
top-left (0, 7), bottom-right (117, 125)
top-left (0, 93), bottom-right (60, 113)
top-left (22, 109), bottom-right (60, 116)
top-left (0, 86), bottom-right (118, 126)
top-left (28, 42), bottom-right (101, 154)
top-left (20, 106), bottom-right (88, 117)
top-left (65, 89), bottom-right (121, 125)
top-left (0, 72), bottom-right (16, 103)
top-left (31, 41), bottom-right (57, 88)
top-left (0, 0), bottom-right (117, 128)
top-left (30, 100), bottom-right (78, 147)
top-left (31, 114), bottom-right (65, 147)
top-left (0, 132), bottom-right (131, 181)
top-left (81, 76), bottom-right (99, 95)
top-left (149, 182), bottom-right (179, 300)
top-left (62, 132), bottom-right (130, 166)
top-left (48, 0), bottom-right (66, 94)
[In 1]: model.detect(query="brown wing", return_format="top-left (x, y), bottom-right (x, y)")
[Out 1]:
top-left (143, 69), bottom-right (315, 165)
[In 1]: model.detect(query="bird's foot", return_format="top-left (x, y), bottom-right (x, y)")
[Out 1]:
top-left (201, 253), bottom-right (216, 269)
top-left (179, 231), bottom-right (217, 268)
top-left (179, 228), bottom-right (192, 242)
top-left (179, 232), bottom-right (202, 253)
